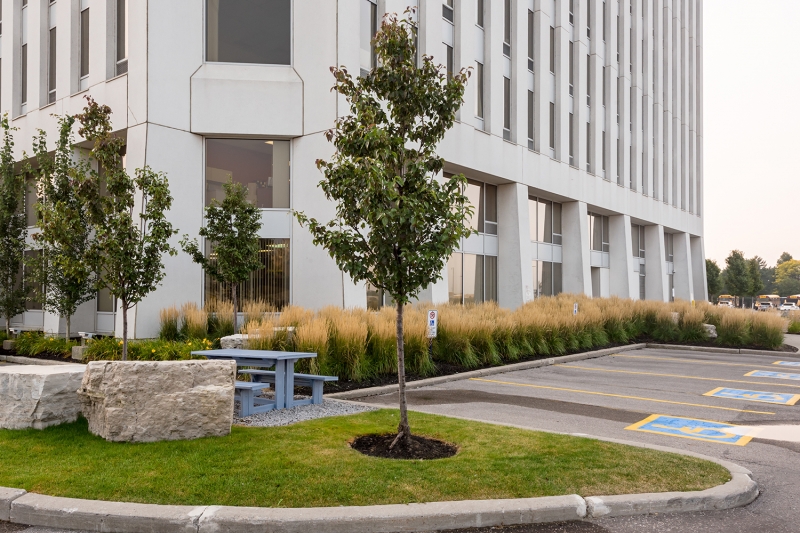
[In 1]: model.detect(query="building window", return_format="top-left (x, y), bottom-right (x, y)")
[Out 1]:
top-left (549, 26), bottom-right (555, 73)
top-left (602, 1), bottom-right (606, 41)
top-left (632, 223), bottom-right (646, 300)
top-left (664, 232), bottom-right (674, 262)
top-left (206, 139), bottom-right (291, 209)
top-left (25, 175), bottom-right (38, 227)
top-left (23, 250), bottom-right (42, 311)
top-left (602, 66), bottom-right (607, 106)
top-left (48, 26), bottom-right (56, 103)
top-left (587, 1), bottom-right (592, 39)
top-left (569, 113), bottom-right (574, 165)
top-left (527, 9), bottom-right (534, 71)
top-left (588, 213), bottom-right (610, 252)
top-left (475, 62), bottom-right (484, 119)
top-left (503, 0), bottom-right (511, 56)
top-left (527, 90), bottom-right (534, 149)
top-left (97, 287), bottom-right (117, 313)
top-left (442, 0), bottom-right (453, 22)
top-left (586, 54), bottom-right (591, 106)
top-left (80, 0), bottom-right (89, 90)
top-left (359, 0), bottom-right (378, 76)
top-left (464, 179), bottom-right (497, 235)
top-left (443, 0), bottom-right (454, 79)
top-left (448, 253), bottom-right (497, 305)
top-left (477, 0), bottom-right (484, 27)
top-left (503, 76), bottom-right (511, 140)
top-left (21, 0), bottom-right (28, 112)
top-left (568, 40), bottom-right (574, 95)
top-left (548, 102), bottom-right (555, 150)
top-left (205, 239), bottom-right (290, 310)
top-left (116, 0), bottom-right (128, 75)
top-left (586, 122), bottom-right (591, 172)
top-left (528, 197), bottom-right (562, 244)
top-left (532, 260), bottom-right (562, 299)
top-left (601, 131), bottom-right (606, 173)
top-left (569, 0), bottom-right (574, 25)
top-left (206, 0), bottom-right (291, 65)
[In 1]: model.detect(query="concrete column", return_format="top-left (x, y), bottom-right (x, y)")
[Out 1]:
top-left (691, 235), bottom-right (708, 302)
top-left (644, 224), bottom-right (668, 301)
top-left (561, 201), bottom-right (591, 296)
top-left (609, 215), bottom-right (636, 298)
top-left (497, 183), bottom-right (532, 309)
top-left (673, 232), bottom-right (694, 301)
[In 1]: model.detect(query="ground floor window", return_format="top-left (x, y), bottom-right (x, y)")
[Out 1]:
top-left (23, 250), bottom-right (42, 311)
top-left (366, 283), bottom-right (394, 310)
top-left (204, 238), bottom-right (290, 309)
top-left (97, 287), bottom-right (117, 313)
top-left (532, 260), bottom-right (562, 298)
top-left (448, 253), bottom-right (497, 305)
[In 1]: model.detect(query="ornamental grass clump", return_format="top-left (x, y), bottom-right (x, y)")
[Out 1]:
top-left (715, 307), bottom-right (750, 347)
top-left (749, 312), bottom-right (787, 350)
top-left (158, 306), bottom-right (180, 341)
top-left (367, 308), bottom-right (399, 376)
top-left (434, 305), bottom-right (480, 368)
top-left (293, 317), bottom-right (330, 374)
top-left (326, 309), bottom-right (369, 381)
top-left (789, 311), bottom-right (800, 334)
top-left (180, 302), bottom-right (207, 340)
top-left (206, 299), bottom-right (234, 339)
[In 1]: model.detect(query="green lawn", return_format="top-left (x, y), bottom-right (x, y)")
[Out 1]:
top-left (0, 410), bottom-right (729, 508)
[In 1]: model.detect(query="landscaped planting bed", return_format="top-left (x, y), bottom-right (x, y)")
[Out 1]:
top-left (0, 410), bottom-right (729, 508)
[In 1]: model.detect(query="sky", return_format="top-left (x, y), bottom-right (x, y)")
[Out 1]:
top-left (703, 0), bottom-right (800, 266)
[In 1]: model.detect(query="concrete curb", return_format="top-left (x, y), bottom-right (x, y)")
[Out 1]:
top-left (328, 343), bottom-right (647, 400)
top-left (0, 424), bottom-right (758, 533)
top-left (0, 355), bottom-right (76, 366)
top-left (645, 343), bottom-right (798, 357)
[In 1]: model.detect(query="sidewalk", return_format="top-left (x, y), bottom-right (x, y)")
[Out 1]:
top-left (785, 334), bottom-right (800, 351)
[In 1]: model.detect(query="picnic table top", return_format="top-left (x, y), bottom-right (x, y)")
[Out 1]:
top-left (190, 349), bottom-right (317, 361)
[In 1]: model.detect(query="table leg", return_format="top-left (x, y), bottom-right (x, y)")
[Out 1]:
top-left (285, 360), bottom-right (296, 409)
top-left (275, 360), bottom-right (286, 409)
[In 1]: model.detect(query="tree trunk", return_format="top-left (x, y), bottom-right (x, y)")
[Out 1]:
top-left (232, 283), bottom-right (238, 334)
top-left (66, 316), bottom-right (71, 341)
top-left (394, 301), bottom-right (411, 442)
top-left (122, 303), bottom-right (128, 361)
top-left (5, 317), bottom-right (9, 336)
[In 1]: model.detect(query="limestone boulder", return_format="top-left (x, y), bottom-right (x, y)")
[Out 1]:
top-left (704, 324), bottom-right (718, 339)
top-left (77, 360), bottom-right (236, 442)
top-left (0, 364), bottom-right (86, 430)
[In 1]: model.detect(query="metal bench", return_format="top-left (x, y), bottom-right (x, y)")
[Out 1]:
top-left (234, 380), bottom-right (273, 417)
top-left (238, 370), bottom-right (338, 405)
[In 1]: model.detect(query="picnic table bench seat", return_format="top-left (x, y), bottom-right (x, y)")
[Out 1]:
top-left (234, 381), bottom-right (273, 417)
top-left (238, 370), bottom-right (338, 404)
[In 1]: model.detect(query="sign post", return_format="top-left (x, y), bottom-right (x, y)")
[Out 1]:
top-left (427, 310), bottom-right (438, 357)
top-left (573, 303), bottom-right (578, 316)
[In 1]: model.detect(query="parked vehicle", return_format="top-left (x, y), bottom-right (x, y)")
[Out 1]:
top-left (757, 302), bottom-right (774, 312)
top-left (779, 302), bottom-right (800, 311)
top-left (755, 294), bottom-right (781, 309)
top-left (717, 294), bottom-right (737, 307)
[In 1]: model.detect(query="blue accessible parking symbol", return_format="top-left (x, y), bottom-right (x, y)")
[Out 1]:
top-left (626, 415), bottom-right (752, 446)
top-left (773, 361), bottom-right (800, 367)
top-left (703, 387), bottom-right (800, 405)
top-left (745, 370), bottom-right (800, 381)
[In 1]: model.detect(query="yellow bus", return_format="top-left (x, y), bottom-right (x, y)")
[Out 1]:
top-left (756, 294), bottom-right (781, 309)
top-left (717, 294), bottom-right (737, 307)
top-left (785, 294), bottom-right (800, 305)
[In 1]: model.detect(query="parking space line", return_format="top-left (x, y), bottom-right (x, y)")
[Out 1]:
top-left (626, 414), bottom-right (753, 446)
top-left (744, 370), bottom-right (800, 381)
top-left (612, 353), bottom-right (793, 370)
top-left (468, 378), bottom-right (775, 415)
top-left (559, 365), bottom-right (800, 389)
top-left (703, 387), bottom-right (800, 405)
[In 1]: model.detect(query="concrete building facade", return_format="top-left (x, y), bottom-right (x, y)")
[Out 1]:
top-left (1, 0), bottom-right (706, 338)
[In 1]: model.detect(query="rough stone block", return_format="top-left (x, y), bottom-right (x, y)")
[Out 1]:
top-left (704, 324), bottom-right (718, 339)
top-left (77, 360), bottom-right (236, 442)
top-left (2, 340), bottom-right (14, 351)
top-left (0, 364), bottom-right (86, 430)
top-left (220, 334), bottom-right (248, 350)
top-left (71, 345), bottom-right (87, 361)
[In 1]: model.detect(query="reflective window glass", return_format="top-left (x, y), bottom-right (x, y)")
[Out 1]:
top-left (465, 179), bottom-right (484, 232)
top-left (206, 0), bottom-right (291, 65)
top-left (463, 253), bottom-right (481, 304)
top-left (206, 139), bottom-right (290, 208)
top-left (485, 256), bottom-right (497, 302)
top-left (447, 253), bottom-right (463, 304)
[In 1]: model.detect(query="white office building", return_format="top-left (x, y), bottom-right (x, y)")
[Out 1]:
top-left (2, 0), bottom-right (706, 339)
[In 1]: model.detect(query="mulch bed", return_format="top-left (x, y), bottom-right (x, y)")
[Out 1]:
top-left (350, 433), bottom-right (458, 460)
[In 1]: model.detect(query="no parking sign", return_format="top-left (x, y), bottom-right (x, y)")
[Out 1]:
top-left (427, 310), bottom-right (438, 338)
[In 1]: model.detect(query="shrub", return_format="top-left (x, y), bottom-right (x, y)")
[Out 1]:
top-left (207, 299), bottom-right (234, 340)
top-left (83, 337), bottom-right (209, 361)
top-left (749, 312), bottom-right (786, 349)
top-left (15, 332), bottom-right (75, 358)
top-left (180, 303), bottom-right (207, 340)
top-left (788, 311), bottom-right (800, 334)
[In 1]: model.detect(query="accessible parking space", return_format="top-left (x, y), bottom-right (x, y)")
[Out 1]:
top-left (356, 347), bottom-right (800, 533)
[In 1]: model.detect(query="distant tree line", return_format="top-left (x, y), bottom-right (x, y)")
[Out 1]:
top-left (706, 251), bottom-right (800, 302)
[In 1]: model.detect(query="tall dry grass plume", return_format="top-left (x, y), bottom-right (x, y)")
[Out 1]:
top-left (158, 306), bottom-right (180, 341)
top-left (293, 318), bottom-right (330, 374)
top-left (181, 302), bottom-right (207, 339)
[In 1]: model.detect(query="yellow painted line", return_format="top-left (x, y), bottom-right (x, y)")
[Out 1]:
top-left (468, 378), bottom-right (775, 415)
top-left (611, 353), bottom-right (789, 370)
top-left (558, 365), bottom-right (800, 390)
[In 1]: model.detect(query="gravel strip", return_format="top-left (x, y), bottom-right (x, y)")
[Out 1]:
top-left (234, 398), bottom-right (378, 427)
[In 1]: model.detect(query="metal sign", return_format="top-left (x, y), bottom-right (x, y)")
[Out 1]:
top-left (427, 310), bottom-right (438, 339)
top-left (573, 303), bottom-right (578, 315)
top-left (626, 414), bottom-right (752, 446)
top-left (704, 387), bottom-right (800, 406)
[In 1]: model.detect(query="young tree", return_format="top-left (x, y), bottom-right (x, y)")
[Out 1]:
top-left (29, 116), bottom-right (96, 338)
top-left (775, 260), bottom-right (800, 296)
top-left (705, 259), bottom-right (722, 300)
top-left (747, 257), bottom-right (765, 297)
top-left (180, 179), bottom-right (262, 334)
top-left (76, 98), bottom-right (177, 360)
top-left (777, 252), bottom-right (793, 266)
top-left (295, 12), bottom-right (472, 447)
top-left (724, 250), bottom-right (751, 299)
top-left (0, 117), bottom-right (27, 334)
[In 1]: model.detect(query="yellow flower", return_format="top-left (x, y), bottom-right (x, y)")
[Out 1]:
top-left (49, 338), bottom-right (54, 341)
top-left (151, 349), bottom-right (156, 353)
top-left (118, 341), bottom-right (123, 345)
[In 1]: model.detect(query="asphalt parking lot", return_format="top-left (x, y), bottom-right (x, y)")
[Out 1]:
top-left (358, 346), bottom-right (800, 533)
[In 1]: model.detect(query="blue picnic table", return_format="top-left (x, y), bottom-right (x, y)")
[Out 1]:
top-left (190, 349), bottom-right (336, 417)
